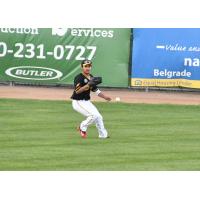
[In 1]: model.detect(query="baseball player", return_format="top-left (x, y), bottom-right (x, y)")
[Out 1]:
top-left (71, 59), bottom-right (111, 139)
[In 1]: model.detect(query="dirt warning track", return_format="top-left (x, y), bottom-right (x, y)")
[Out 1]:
top-left (1, 86), bottom-right (200, 105)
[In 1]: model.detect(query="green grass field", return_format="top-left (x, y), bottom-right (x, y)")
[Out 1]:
top-left (1, 98), bottom-right (200, 170)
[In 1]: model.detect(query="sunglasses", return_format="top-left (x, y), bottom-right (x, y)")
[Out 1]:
top-left (82, 63), bottom-right (92, 67)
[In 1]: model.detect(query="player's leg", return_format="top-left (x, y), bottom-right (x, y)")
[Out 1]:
top-left (95, 117), bottom-right (108, 138)
top-left (72, 100), bottom-right (108, 138)
top-left (72, 100), bottom-right (96, 132)
top-left (86, 101), bottom-right (108, 138)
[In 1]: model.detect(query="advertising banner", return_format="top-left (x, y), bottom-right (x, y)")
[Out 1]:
top-left (131, 28), bottom-right (200, 88)
top-left (0, 28), bottom-right (130, 87)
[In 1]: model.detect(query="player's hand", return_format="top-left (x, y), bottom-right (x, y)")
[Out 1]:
top-left (105, 96), bottom-right (111, 101)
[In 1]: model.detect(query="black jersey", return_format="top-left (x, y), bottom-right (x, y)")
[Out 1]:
top-left (71, 73), bottom-right (98, 100)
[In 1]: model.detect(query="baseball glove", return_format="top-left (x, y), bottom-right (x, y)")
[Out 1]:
top-left (88, 77), bottom-right (102, 87)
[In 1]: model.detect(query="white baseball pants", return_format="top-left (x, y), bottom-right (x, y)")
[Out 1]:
top-left (72, 100), bottom-right (108, 138)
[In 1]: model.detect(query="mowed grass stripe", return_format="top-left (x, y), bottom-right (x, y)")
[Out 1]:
top-left (0, 98), bottom-right (200, 170)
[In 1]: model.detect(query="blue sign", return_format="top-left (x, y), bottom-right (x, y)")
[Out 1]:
top-left (131, 28), bottom-right (200, 88)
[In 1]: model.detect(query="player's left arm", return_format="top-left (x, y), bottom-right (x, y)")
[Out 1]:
top-left (98, 91), bottom-right (111, 101)
top-left (90, 76), bottom-right (111, 101)
top-left (92, 86), bottom-right (111, 101)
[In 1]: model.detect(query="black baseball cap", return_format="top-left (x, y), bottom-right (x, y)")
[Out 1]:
top-left (81, 59), bottom-right (92, 67)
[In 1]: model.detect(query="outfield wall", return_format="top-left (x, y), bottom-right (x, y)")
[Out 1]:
top-left (1, 28), bottom-right (200, 90)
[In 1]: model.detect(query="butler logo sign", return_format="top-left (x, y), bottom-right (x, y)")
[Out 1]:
top-left (0, 28), bottom-right (130, 87)
top-left (5, 66), bottom-right (63, 80)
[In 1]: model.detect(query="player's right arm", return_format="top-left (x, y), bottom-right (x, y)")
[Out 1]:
top-left (75, 84), bottom-right (90, 94)
top-left (74, 76), bottom-right (90, 94)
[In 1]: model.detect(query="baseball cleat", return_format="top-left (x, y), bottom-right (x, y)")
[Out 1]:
top-left (99, 136), bottom-right (110, 139)
top-left (77, 126), bottom-right (87, 138)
